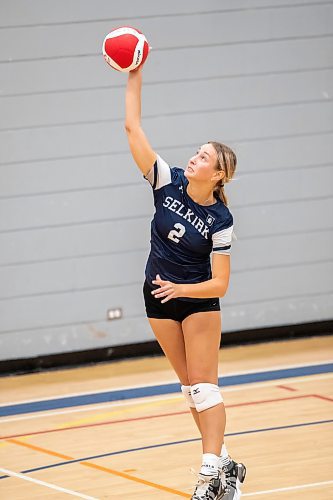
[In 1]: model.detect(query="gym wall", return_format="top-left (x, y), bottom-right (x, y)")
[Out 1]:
top-left (0, 0), bottom-right (332, 362)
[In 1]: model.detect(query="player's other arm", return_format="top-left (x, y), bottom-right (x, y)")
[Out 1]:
top-left (181, 254), bottom-right (230, 298)
top-left (152, 254), bottom-right (230, 301)
top-left (125, 67), bottom-right (157, 176)
top-left (182, 253), bottom-right (230, 298)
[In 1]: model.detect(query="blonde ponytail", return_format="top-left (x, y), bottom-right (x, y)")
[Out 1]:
top-left (209, 141), bottom-right (237, 206)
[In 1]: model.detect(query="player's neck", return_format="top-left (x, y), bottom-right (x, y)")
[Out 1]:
top-left (186, 183), bottom-right (216, 206)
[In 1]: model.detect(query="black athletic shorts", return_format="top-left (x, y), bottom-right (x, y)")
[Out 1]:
top-left (143, 280), bottom-right (221, 323)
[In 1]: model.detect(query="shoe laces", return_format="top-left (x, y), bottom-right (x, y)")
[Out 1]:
top-left (190, 469), bottom-right (220, 499)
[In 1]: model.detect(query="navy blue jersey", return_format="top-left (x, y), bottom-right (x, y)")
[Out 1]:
top-left (144, 155), bottom-right (233, 292)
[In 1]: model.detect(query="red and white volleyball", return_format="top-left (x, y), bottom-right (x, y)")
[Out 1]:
top-left (102, 26), bottom-right (150, 72)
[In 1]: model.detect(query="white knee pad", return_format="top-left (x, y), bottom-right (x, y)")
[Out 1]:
top-left (190, 383), bottom-right (223, 412)
top-left (181, 385), bottom-right (196, 409)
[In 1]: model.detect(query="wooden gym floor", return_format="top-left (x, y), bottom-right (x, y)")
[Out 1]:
top-left (0, 335), bottom-right (332, 499)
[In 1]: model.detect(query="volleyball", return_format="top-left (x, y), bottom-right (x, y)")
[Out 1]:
top-left (102, 26), bottom-right (150, 72)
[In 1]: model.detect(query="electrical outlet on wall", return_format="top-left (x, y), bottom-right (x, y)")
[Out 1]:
top-left (107, 308), bottom-right (123, 320)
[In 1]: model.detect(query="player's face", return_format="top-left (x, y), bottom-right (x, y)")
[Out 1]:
top-left (185, 143), bottom-right (223, 184)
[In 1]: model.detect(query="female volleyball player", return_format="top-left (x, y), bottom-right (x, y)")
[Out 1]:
top-left (124, 66), bottom-right (246, 500)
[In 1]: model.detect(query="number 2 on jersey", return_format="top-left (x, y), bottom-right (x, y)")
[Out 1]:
top-left (168, 223), bottom-right (186, 243)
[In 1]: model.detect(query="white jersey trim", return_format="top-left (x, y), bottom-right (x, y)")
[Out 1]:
top-left (212, 225), bottom-right (233, 254)
top-left (144, 155), bottom-right (171, 190)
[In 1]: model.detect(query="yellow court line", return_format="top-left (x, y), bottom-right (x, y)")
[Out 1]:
top-left (56, 395), bottom-right (182, 429)
top-left (7, 438), bottom-right (190, 498)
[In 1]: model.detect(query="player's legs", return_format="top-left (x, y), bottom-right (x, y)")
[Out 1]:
top-left (182, 311), bottom-right (226, 457)
top-left (148, 308), bottom-right (245, 498)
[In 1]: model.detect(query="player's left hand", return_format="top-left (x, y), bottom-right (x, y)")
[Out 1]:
top-left (151, 274), bottom-right (184, 303)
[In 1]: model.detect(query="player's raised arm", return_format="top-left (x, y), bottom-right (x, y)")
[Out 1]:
top-left (125, 67), bottom-right (157, 176)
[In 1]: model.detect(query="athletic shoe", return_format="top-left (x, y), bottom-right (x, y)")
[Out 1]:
top-left (191, 473), bottom-right (226, 499)
top-left (220, 460), bottom-right (246, 499)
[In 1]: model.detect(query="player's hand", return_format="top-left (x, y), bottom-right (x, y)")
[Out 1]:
top-left (151, 274), bottom-right (184, 303)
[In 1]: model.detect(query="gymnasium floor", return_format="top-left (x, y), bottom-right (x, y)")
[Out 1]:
top-left (0, 335), bottom-right (332, 499)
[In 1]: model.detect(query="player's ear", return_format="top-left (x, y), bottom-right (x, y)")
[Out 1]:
top-left (211, 170), bottom-right (225, 183)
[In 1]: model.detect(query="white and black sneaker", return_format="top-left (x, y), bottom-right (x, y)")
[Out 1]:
top-left (220, 460), bottom-right (246, 499)
top-left (191, 473), bottom-right (226, 499)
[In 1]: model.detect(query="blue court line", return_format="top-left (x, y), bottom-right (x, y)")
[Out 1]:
top-left (1, 419), bottom-right (331, 480)
top-left (1, 362), bottom-right (332, 417)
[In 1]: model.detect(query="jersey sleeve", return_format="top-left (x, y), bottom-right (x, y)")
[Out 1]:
top-left (212, 214), bottom-right (234, 255)
top-left (144, 154), bottom-right (172, 190)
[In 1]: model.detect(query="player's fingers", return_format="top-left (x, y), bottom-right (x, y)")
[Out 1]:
top-left (154, 285), bottom-right (174, 297)
top-left (153, 287), bottom-right (172, 298)
top-left (151, 284), bottom-right (171, 294)
top-left (161, 292), bottom-right (175, 304)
